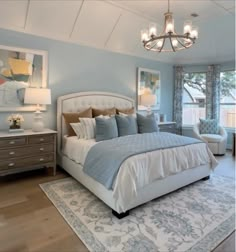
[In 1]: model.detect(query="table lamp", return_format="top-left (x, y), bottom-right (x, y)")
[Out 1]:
top-left (140, 93), bottom-right (157, 115)
top-left (24, 88), bottom-right (51, 132)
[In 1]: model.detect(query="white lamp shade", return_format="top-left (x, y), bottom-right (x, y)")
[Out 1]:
top-left (140, 94), bottom-right (157, 107)
top-left (24, 88), bottom-right (51, 105)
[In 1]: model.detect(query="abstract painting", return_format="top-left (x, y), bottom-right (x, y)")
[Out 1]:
top-left (0, 45), bottom-right (47, 111)
top-left (137, 67), bottom-right (161, 111)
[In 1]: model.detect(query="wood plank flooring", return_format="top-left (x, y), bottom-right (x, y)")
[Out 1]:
top-left (0, 152), bottom-right (235, 252)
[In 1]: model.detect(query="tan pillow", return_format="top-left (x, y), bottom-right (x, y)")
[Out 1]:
top-left (92, 107), bottom-right (116, 117)
top-left (63, 108), bottom-right (92, 136)
top-left (116, 107), bottom-right (135, 115)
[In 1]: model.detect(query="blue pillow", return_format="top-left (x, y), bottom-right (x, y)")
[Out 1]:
top-left (95, 116), bottom-right (118, 142)
top-left (199, 118), bottom-right (219, 134)
top-left (115, 115), bottom-right (138, 136)
top-left (137, 113), bottom-right (158, 133)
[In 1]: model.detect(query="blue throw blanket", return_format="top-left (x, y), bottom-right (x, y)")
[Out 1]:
top-left (83, 132), bottom-right (202, 190)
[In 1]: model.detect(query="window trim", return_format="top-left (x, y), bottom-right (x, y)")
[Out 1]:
top-left (219, 70), bottom-right (236, 129)
top-left (183, 71), bottom-right (207, 126)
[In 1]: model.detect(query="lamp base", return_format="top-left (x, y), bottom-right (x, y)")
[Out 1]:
top-left (146, 106), bottom-right (153, 116)
top-left (32, 111), bottom-right (44, 132)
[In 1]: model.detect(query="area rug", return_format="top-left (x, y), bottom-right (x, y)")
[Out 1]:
top-left (40, 175), bottom-right (235, 252)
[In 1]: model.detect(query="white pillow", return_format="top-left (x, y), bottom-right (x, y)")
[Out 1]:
top-left (80, 118), bottom-right (96, 139)
top-left (70, 122), bottom-right (85, 139)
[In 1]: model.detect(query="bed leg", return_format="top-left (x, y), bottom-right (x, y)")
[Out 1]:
top-left (112, 210), bottom-right (129, 219)
top-left (202, 175), bottom-right (210, 181)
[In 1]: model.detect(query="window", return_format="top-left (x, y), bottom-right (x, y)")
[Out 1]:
top-left (220, 70), bottom-right (236, 128)
top-left (183, 72), bottom-right (206, 125)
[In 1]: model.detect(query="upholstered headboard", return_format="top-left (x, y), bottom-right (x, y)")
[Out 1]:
top-left (57, 91), bottom-right (135, 153)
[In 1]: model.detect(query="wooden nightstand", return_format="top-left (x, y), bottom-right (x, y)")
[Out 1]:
top-left (158, 122), bottom-right (176, 134)
top-left (0, 129), bottom-right (57, 176)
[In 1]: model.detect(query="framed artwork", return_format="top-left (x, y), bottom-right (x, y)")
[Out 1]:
top-left (0, 45), bottom-right (48, 111)
top-left (137, 67), bottom-right (161, 111)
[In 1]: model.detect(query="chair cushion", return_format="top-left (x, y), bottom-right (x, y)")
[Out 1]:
top-left (199, 118), bottom-right (219, 134)
top-left (201, 134), bottom-right (223, 143)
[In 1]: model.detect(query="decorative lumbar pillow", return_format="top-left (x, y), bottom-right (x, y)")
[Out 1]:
top-left (199, 118), bottom-right (219, 134)
top-left (79, 118), bottom-right (96, 139)
top-left (70, 123), bottom-right (85, 139)
top-left (137, 113), bottom-right (158, 133)
top-left (115, 114), bottom-right (138, 137)
top-left (92, 107), bottom-right (116, 117)
top-left (63, 108), bottom-right (92, 136)
top-left (116, 107), bottom-right (135, 115)
top-left (95, 116), bottom-right (118, 142)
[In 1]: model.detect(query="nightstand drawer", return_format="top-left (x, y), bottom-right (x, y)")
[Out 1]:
top-left (0, 137), bottom-right (26, 149)
top-left (0, 154), bottom-right (54, 171)
top-left (0, 144), bottom-right (54, 159)
top-left (28, 134), bottom-right (54, 144)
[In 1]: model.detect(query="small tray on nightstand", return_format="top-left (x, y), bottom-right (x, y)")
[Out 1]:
top-left (9, 129), bottom-right (24, 133)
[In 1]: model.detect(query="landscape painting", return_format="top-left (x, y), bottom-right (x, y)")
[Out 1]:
top-left (0, 45), bottom-right (47, 111)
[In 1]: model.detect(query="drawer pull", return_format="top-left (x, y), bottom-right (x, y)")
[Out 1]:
top-left (9, 141), bottom-right (15, 145)
top-left (39, 158), bottom-right (44, 162)
top-left (40, 138), bottom-right (44, 142)
top-left (39, 148), bottom-right (44, 151)
top-left (8, 162), bottom-right (15, 167)
top-left (9, 151), bottom-right (15, 155)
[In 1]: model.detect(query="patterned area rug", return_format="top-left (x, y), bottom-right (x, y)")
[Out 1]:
top-left (40, 175), bottom-right (235, 252)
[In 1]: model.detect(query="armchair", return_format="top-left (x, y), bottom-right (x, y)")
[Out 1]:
top-left (193, 123), bottom-right (227, 155)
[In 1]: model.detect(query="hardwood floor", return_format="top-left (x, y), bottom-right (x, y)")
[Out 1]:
top-left (0, 153), bottom-right (235, 252)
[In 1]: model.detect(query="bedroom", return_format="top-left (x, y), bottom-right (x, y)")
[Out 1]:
top-left (0, 0), bottom-right (235, 251)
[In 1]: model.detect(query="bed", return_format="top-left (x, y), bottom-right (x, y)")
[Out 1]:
top-left (57, 91), bottom-right (217, 218)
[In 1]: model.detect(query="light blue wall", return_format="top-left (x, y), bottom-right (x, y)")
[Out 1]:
top-left (0, 28), bottom-right (174, 130)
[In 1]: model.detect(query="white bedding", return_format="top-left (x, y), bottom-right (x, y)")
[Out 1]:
top-left (63, 136), bottom-right (217, 211)
top-left (63, 136), bottom-right (96, 165)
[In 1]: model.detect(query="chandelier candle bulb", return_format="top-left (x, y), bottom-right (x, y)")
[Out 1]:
top-left (157, 40), bottom-right (163, 49)
top-left (183, 20), bottom-right (192, 34)
top-left (166, 19), bottom-right (174, 33)
top-left (141, 29), bottom-right (149, 42)
top-left (149, 23), bottom-right (157, 36)
top-left (172, 39), bottom-right (178, 47)
top-left (191, 26), bottom-right (198, 39)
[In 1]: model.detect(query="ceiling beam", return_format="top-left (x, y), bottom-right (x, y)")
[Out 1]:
top-left (69, 0), bottom-right (85, 39)
top-left (106, 0), bottom-right (157, 23)
top-left (104, 13), bottom-right (122, 48)
top-left (24, 0), bottom-right (31, 30)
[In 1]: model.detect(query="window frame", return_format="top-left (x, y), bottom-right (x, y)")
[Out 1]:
top-left (182, 71), bottom-right (207, 126)
top-left (219, 69), bottom-right (236, 129)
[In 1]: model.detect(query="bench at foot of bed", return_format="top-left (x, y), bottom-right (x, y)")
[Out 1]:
top-left (112, 210), bottom-right (129, 219)
top-left (202, 175), bottom-right (210, 181)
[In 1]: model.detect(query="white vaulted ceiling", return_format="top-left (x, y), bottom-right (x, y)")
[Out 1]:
top-left (0, 0), bottom-right (235, 64)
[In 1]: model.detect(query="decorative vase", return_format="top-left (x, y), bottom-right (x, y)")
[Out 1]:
top-left (10, 121), bottom-right (21, 129)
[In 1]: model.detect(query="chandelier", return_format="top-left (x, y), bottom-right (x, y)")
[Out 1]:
top-left (141, 0), bottom-right (199, 52)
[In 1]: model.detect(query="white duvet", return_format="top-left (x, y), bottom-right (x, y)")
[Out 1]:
top-left (63, 136), bottom-right (217, 210)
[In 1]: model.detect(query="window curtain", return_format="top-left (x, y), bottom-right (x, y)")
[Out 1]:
top-left (173, 66), bottom-right (184, 135)
top-left (206, 65), bottom-right (221, 121)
